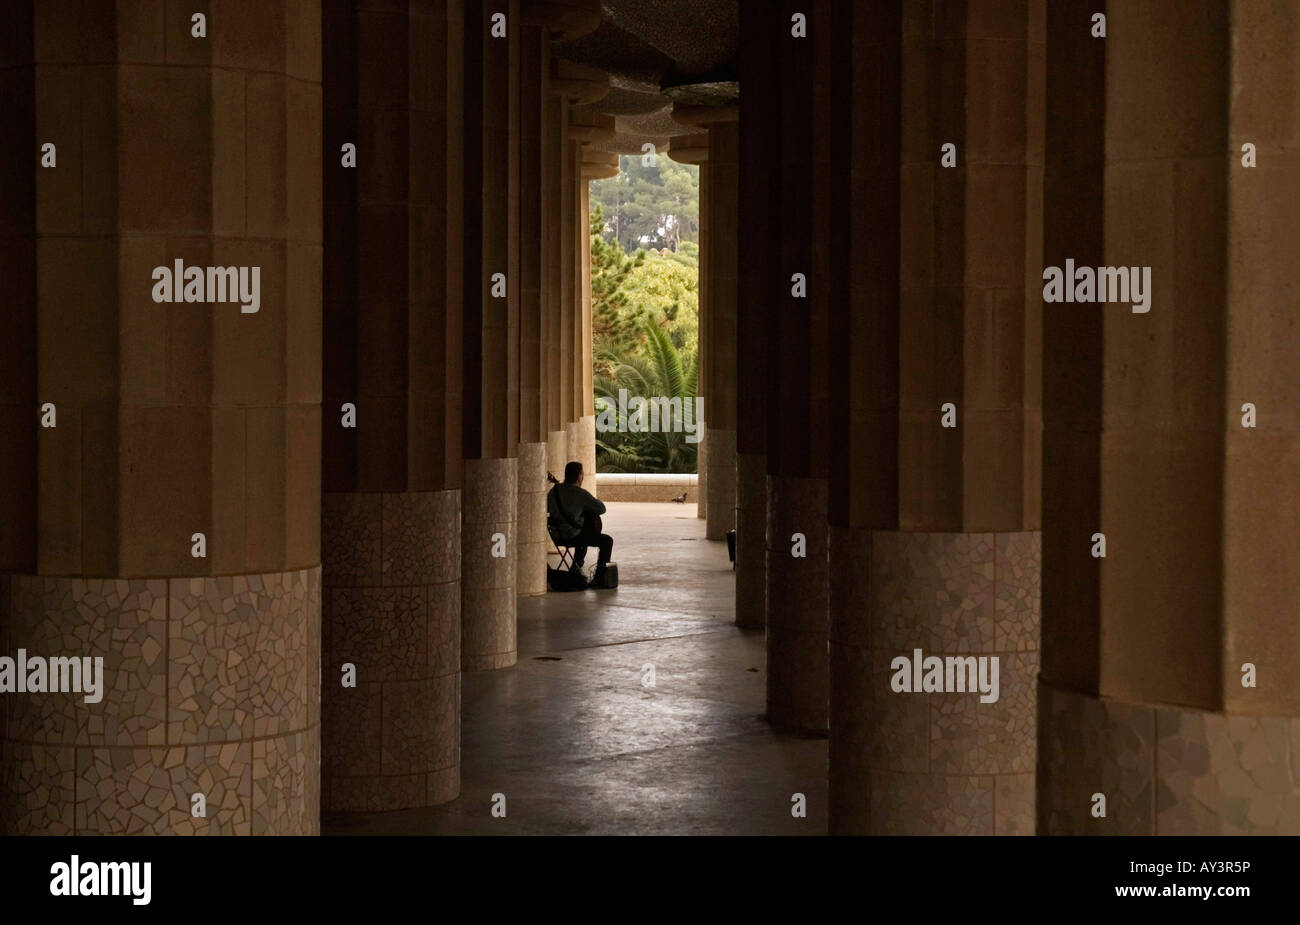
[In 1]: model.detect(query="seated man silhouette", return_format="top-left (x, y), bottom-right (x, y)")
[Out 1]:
top-left (547, 461), bottom-right (612, 587)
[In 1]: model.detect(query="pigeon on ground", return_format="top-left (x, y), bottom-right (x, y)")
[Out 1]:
top-left (672, 492), bottom-right (687, 503)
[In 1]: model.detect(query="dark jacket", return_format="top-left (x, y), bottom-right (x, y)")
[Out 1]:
top-left (547, 482), bottom-right (606, 542)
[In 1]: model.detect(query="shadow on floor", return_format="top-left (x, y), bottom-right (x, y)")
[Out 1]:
top-left (324, 502), bottom-right (828, 835)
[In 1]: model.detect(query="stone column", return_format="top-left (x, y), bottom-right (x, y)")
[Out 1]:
top-left (764, 2), bottom-right (830, 735)
top-left (551, 63), bottom-right (606, 485)
top-left (543, 90), bottom-right (566, 482)
top-left (559, 98), bottom-right (577, 471)
top-left (736, 11), bottom-right (778, 630)
top-left (566, 116), bottom-right (597, 493)
top-left (827, 0), bottom-right (1045, 835)
top-left (320, 0), bottom-right (463, 812)
top-left (1, 2), bottom-right (321, 834)
top-left (461, 0), bottom-right (519, 671)
top-left (515, 12), bottom-right (547, 596)
top-left (701, 115), bottom-right (739, 541)
top-left (1038, 0), bottom-right (1300, 835)
top-left (698, 156), bottom-right (709, 523)
top-left (563, 134), bottom-right (591, 480)
top-left (578, 158), bottom-right (598, 496)
top-left (668, 133), bottom-right (709, 520)
top-left (579, 138), bottom-right (620, 496)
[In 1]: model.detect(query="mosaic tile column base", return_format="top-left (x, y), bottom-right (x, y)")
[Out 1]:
top-left (579, 414), bottom-right (598, 499)
top-left (705, 427), bottom-right (736, 540)
top-left (0, 569), bottom-right (321, 835)
top-left (462, 459), bottom-right (517, 671)
top-left (1039, 680), bottom-right (1300, 835)
top-left (829, 528), bottom-right (1040, 835)
top-left (516, 442), bottom-right (548, 596)
top-left (321, 490), bottom-right (460, 812)
top-left (765, 475), bottom-right (829, 734)
top-left (735, 452), bottom-right (767, 630)
top-left (545, 431), bottom-right (566, 571)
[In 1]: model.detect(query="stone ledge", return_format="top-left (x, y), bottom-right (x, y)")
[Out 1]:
top-left (595, 473), bottom-right (699, 502)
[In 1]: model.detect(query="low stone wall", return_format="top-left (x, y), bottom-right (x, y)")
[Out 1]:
top-left (595, 473), bottom-right (699, 503)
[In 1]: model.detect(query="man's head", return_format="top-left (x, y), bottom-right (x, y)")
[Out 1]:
top-left (563, 461), bottom-right (583, 485)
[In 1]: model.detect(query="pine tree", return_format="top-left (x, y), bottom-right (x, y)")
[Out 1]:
top-left (590, 203), bottom-right (646, 356)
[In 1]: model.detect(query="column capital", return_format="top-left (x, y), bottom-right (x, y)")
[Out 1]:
top-left (566, 108), bottom-right (616, 144)
top-left (670, 102), bottom-right (740, 128)
top-left (580, 148), bottom-right (619, 179)
top-left (549, 58), bottom-right (609, 105)
top-left (667, 132), bottom-right (709, 164)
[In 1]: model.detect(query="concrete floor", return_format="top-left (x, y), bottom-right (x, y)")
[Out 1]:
top-left (324, 502), bottom-right (828, 835)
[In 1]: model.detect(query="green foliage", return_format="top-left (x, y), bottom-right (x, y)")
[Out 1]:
top-left (589, 161), bottom-right (700, 473)
top-left (590, 206), bottom-right (698, 364)
top-left (594, 321), bottom-right (699, 474)
top-left (616, 252), bottom-right (698, 353)
top-left (589, 154), bottom-right (699, 253)
top-left (664, 240), bottom-right (698, 269)
top-left (590, 204), bottom-right (647, 356)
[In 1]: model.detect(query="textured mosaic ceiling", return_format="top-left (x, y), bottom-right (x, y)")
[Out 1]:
top-left (557, 0), bottom-right (738, 152)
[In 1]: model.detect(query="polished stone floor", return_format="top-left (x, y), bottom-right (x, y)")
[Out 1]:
top-left (324, 502), bottom-right (828, 835)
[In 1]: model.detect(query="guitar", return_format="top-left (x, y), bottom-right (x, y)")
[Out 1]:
top-left (546, 471), bottom-right (601, 534)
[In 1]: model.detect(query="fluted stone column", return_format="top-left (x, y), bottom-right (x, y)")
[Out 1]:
top-left (320, 0), bottom-right (464, 812)
top-left (543, 90), bottom-right (567, 483)
top-left (578, 164), bottom-right (598, 496)
top-left (1038, 0), bottom-right (1300, 835)
top-left (703, 117), bottom-right (738, 540)
top-left (1, 2), bottom-right (322, 834)
top-left (569, 113), bottom-right (613, 495)
top-left (544, 66), bottom-right (606, 495)
top-left (515, 13), bottom-right (548, 596)
top-left (668, 133), bottom-right (710, 521)
top-left (541, 58), bottom-right (606, 488)
top-left (826, 0), bottom-right (1044, 835)
top-left (557, 82), bottom-right (577, 471)
top-left (698, 156), bottom-right (709, 523)
top-left (764, 3), bottom-right (830, 735)
top-left (561, 132), bottom-right (596, 484)
top-left (565, 130), bottom-right (582, 482)
top-left (549, 92), bottom-right (603, 492)
top-left (736, 10), bottom-right (776, 630)
top-left (676, 107), bottom-right (740, 541)
top-left (579, 141), bottom-right (620, 498)
top-left (462, 0), bottom-right (519, 670)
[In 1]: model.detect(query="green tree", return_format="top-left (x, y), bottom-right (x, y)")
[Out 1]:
top-left (665, 240), bottom-right (698, 269)
top-left (616, 254), bottom-right (697, 353)
top-left (590, 155), bottom-right (699, 253)
top-left (589, 159), bottom-right (700, 473)
top-left (590, 204), bottom-right (646, 355)
top-left (590, 204), bottom-right (697, 360)
top-left (594, 321), bottom-right (699, 473)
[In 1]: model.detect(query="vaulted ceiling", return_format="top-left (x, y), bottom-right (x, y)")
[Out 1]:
top-left (555, 0), bottom-right (738, 155)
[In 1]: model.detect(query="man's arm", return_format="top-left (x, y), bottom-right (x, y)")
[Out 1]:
top-left (579, 489), bottom-right (606, 517)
